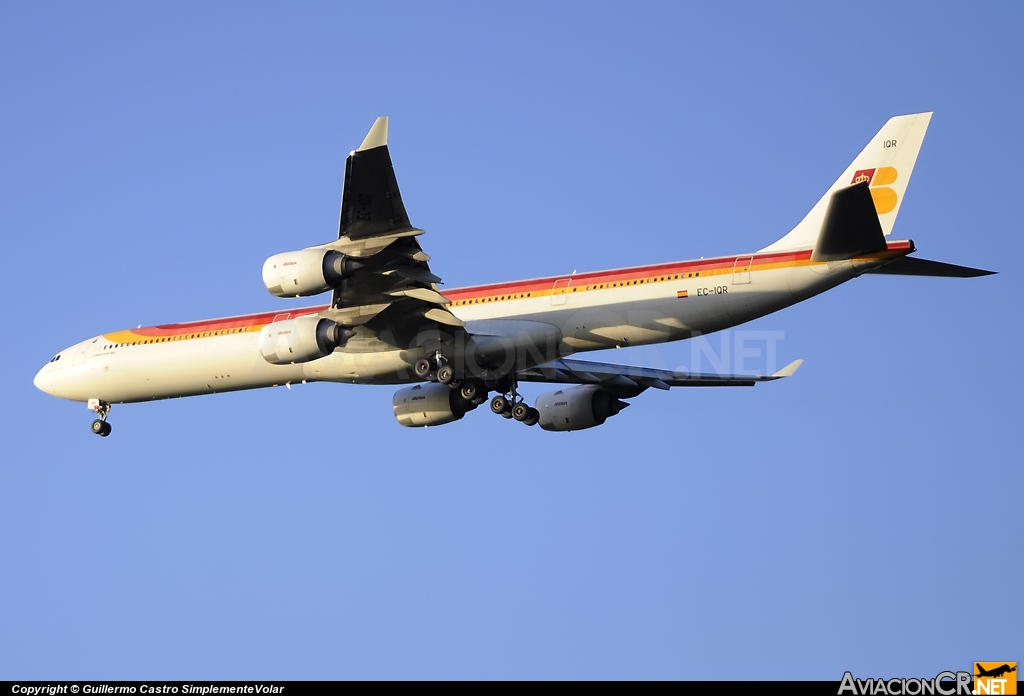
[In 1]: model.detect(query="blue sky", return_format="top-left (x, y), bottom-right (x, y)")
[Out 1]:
top-left (1, 1), bottom-right (1020, 679)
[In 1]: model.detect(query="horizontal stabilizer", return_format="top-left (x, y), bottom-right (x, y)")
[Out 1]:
top-left (811, 182), bottom-right (887, 262)
top-left (865, 256), bottom-right (995, 278)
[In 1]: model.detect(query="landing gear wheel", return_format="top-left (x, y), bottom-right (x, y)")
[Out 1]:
top-left (91, 419), bottom-right (111, 437)
top-left (414, 359), bottom-right (433, 379)
top-left (437, 365), bottom-right (455, 385)
top-left (512, 402), bottom-right (530, 421)
top-left (522, 407), bottom-right (540, 427)
top-left (489, 395), bottom-right (509, 414)
top-left (460, 381), bottom-right (481, 401)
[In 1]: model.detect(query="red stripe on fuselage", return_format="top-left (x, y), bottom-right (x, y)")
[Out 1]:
top-left (443, 248), bottom-right (813, 300)
top-left (127, 242), bottom-right (914, 334)
top-left (445, 241), bottom-right (912, 300)
top-left (130, 306), bottom-right (327, 337)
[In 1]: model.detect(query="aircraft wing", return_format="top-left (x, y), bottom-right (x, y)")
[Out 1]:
top-left (318, 117), bottom-right (464, 332)
top-left (518, 357), bottom-right (803, 394)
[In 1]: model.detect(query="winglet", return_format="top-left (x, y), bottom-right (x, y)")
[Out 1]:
top-left (358, 116), bottom-right (388, 152)
top-left (772, 359), bottom-right (804, 378)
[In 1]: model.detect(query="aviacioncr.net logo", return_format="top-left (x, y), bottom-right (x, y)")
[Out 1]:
top-left (838, 671), bottom-right (972, 696)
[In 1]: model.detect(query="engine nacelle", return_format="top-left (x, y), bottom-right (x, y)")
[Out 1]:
top-left (392, 383), bottom-right (477, 427)
top-left (258, 316), bottom-right (350, 365)
top-left (535, 385), bottom-right (629, 432)
top-left (262, 248), bottom-right (361, 298)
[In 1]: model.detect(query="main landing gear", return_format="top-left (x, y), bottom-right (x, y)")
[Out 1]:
top-left (415, 351), bottom-right (460, 386)
top-left (416, 352), bottom-right (488, 404)
top-left (416, 351), bottom-right (463, 387)
top-left (88, 398), bottom-right (112, 437)
top-left (488, 380), bottom-right (539, 427)
top-left (416, 354), bottom-right (539, 426)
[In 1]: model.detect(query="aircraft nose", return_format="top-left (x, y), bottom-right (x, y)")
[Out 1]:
top-left (33, 365), bottom-right (52, 394)
top-left (33, 362), bottom-right (63, 397)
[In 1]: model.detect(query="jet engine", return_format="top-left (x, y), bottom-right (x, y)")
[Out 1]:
top-left (534, 385), bottom-right (629, 432)
top-left (393, 383), bottom-right (478, 427)
top-left (258, 316), bottom-right (351, 365)
top-left (262, 248), bottom-right (361, 298)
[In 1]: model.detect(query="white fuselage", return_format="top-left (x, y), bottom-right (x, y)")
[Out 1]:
top-left (33, 245), bottom-right (905, 405)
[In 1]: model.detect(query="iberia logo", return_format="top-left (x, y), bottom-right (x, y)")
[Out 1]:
top-left (975, 662), bottom-right (1017, 695)
top-left (852, 168), bottom-right (876, 184)
top-left (851, 166), bottom-right (899, 215)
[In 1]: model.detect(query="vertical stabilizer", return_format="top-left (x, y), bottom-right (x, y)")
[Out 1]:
top-left (761, 113), bottom-right (932, 252)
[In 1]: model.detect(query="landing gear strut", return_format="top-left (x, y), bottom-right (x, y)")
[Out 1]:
top-left (88, 399), bottom-right (112, 437)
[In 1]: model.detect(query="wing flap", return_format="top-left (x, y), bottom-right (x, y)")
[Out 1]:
top-left (519, 358), bottom-right (802, 389)
top-left (424, 307), bottom-right (465, 327)
top-left (387, 266), bottom-right (443, 284)
top-left (388, 287), bottom-right (450, 305)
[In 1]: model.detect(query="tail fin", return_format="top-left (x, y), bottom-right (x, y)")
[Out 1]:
top-left (762, 113), bottom-right (932, 252)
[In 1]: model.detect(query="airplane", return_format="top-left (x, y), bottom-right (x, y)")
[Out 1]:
top-left (976, 664), bottom-right (1017, 679)
top-left (34, 113), bottom-right (993, 436)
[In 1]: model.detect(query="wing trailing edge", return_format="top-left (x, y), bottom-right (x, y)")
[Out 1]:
top-left (518, 358), bottom-right (803, 394)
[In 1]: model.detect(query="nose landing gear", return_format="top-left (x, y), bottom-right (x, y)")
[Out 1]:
top-left (88, 398), bottom-right (112, 437)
